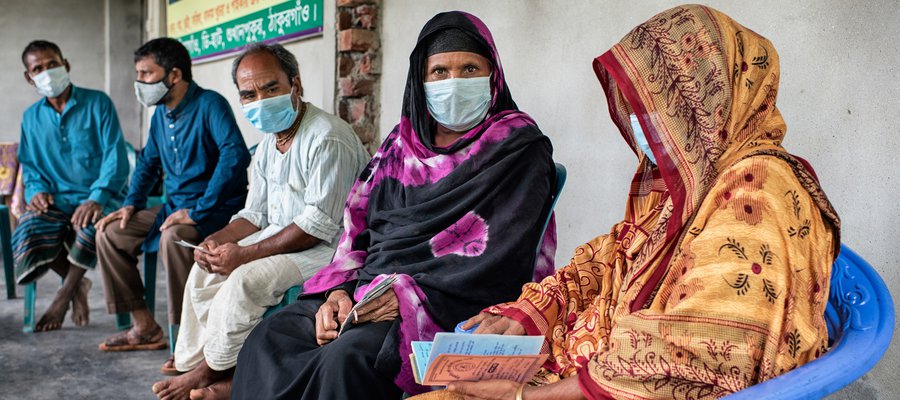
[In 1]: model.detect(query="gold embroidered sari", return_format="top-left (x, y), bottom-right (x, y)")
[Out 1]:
top-left (476, 5), bottom-right (841, 399)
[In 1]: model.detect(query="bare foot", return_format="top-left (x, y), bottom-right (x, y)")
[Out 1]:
top-left (152, 361), bottom-right (229, 400)
top-left (70, 278), bottom-right (92, 327)
top-left (189, 376), bottom-right (232, 400)
top-left (161, 356), bottom-right (184, 376)
top-left (36, 290), bottom-right (71, 332)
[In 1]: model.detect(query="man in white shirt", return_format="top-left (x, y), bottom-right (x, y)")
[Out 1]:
top-left (151, 43), bottom-right (369, 400)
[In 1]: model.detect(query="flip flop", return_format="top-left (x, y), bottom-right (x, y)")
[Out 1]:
top-left (160, 356), bottom-right (183, 376)
top-left (99, 325), bottom-right (167, 352)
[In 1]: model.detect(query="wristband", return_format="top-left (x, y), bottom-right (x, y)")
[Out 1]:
top-left (515, 383), bottom-right (526, 400)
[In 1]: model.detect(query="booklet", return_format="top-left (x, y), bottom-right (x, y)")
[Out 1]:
top-left (409, 332), bottom-right (546, 386)
top-left (337, 274), bottom-right (399, 336)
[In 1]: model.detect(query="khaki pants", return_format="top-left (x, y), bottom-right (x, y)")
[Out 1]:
top-left (175, 230), bottom-right (335, 371)
top-left (96, 205), bottom-right (201, 324)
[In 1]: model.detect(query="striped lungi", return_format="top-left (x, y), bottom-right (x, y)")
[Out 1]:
top-left (12, 208), bottom-right (97, 284)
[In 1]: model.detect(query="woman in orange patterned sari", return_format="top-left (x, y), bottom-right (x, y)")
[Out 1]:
top-left (421, 4), bottom-right (841, 400)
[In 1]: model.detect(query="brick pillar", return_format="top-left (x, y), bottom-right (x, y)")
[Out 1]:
top-left (335, 0), bottom-right (381, 153)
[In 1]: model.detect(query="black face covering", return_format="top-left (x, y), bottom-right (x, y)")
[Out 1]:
top-left (424, 27), bottom-right (491, 59)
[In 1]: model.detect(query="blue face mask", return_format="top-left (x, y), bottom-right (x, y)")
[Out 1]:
top-left (630, 114), bottom-right (656, 165)
top-left (424, 76), bottom-right (491, 132)
top-left (241, 89), bottom-right (299, 134)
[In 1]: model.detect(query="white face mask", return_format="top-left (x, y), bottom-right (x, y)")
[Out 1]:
top-left (32, 66), bottom-right (70, 98)
top-left (134, 75), bottom-right (172, 107)
top-left (424, 76), bottom-right (491, 132)
top-left (630, 114), bottom-right (657, 165)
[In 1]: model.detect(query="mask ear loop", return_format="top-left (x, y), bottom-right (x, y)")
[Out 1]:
top-left (157, 70), bottom-right (173, 89)
top-left (289, 84), bottom-right (303, 112)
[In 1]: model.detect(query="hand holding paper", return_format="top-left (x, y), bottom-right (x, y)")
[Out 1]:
top-left (338, 274), bottom-right (399, 336)
top-left (315, 290), bottom-right (353, 345)
top-left (353, 288), bottom-right (399, 323)
top-left (410, 332), bottom-right (547, 386)
top-left (175, 239), bottom-right (210, 254)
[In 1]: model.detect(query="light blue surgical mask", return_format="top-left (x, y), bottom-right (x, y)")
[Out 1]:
top-left (630, 114), bottom-right (656, 165)
top-left (241, 89), bottom-right (299, 134)
top-left (424, 76), bottom-right (491, 132)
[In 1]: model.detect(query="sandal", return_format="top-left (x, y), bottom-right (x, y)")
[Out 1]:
top-left (160, 355), bottom-right (183, 376)
top-left (98, 325), bottom-right (167, 351)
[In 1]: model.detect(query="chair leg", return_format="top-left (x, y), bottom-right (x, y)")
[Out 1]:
top-left (116, 313), bottom-right (132, 331)
top-left (169, 324), bottom-right (179, 354)
top-left (0, 206), bottom-right (15, 299)
top-left (144, 252), bottom-right (157, 315)
top-left (23, 282), bottom-right (36, 333)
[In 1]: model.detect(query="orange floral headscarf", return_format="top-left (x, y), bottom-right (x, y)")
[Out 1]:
top-left (593, 4), bottom-right (840, 310)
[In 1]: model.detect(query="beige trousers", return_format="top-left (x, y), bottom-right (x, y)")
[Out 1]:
top-left (174, 231), bottom-right (335, 371)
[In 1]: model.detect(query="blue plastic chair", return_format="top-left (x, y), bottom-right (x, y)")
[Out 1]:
top-left (535, 163), bottom-right (566, 261)
top-left (725, 244), bottom-right (894, 399)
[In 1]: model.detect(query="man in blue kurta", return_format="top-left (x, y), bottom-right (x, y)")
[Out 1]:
top-left (13, 40), bottom-right (129, 332)
top-left (95, 38), bottom-right (250, 353)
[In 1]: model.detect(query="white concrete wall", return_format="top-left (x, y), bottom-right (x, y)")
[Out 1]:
top-left (380, 1), bottom-right (900, 398)
top-left (0, 0), bottom-right (143, 145)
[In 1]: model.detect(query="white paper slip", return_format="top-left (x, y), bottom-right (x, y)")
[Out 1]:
top-left (174, 240), bottom-right (209, 254)
top-left (337, 274), bottom-right (399, 336)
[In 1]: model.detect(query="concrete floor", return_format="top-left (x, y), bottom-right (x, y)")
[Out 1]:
top-left (0, 267), bottom-right (169, 400)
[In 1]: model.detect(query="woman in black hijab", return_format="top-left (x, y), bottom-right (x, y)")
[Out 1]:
top-left (230, 11), bottom-right (556, 399)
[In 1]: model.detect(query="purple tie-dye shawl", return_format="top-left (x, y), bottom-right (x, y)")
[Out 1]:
top-left (302, 11), bottom-right (557, 395)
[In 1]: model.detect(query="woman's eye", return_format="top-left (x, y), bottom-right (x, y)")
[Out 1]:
top-left (465, 65), bottom-right (477, 73)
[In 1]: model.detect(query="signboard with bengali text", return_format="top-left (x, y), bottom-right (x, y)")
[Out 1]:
top-left (167, 0), bottom-right (323, 63)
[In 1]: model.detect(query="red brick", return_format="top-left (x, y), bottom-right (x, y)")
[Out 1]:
top-left (338, 29), bottom-right (378, 52)
top-left (339, 77), bottom-right (351, 96)
top-left (338, 99), bottom-right (350, 121)
top-left (348, 98), bottom-right (368, 123)
top-left (337, 10), bottom-right (352, 30)
top-left (358, 53), bottom-right (372, 75)
top-left (339, 77), bottom-right (375, 97)
top-left (338, 55), bottom-right (354, 77)
top-left (365, 53), bottom-right (381, 75)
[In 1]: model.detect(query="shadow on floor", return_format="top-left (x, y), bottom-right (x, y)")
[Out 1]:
top-left (1, 266), bottom-right (169, 400)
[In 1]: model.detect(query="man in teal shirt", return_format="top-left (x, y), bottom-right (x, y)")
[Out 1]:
top-left (13, 40), bottom-right (129, 332)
